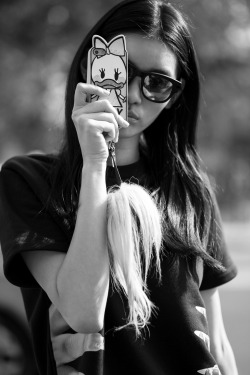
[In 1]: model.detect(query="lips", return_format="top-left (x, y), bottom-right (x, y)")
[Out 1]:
top-left (128, 110), bottom-right (139, 120)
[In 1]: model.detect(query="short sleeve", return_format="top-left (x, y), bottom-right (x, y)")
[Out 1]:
top-left (200, 196), bottom-right (237, 290)
top-left (0, 158), bottom-right (70, 288)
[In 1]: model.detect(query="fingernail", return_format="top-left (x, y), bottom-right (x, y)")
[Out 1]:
top-left (123, 120), bottom-right (130, 127)
top-left (103, 89), bottom-right (110, 95)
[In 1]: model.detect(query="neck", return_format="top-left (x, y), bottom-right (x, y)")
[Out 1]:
top-left (115, 135), bottom-right (141, 166)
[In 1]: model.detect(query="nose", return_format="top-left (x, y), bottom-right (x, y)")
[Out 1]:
top-left (128, 76), bottom-right (142, 105)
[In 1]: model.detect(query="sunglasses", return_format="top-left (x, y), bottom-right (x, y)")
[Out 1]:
top-left (128, 61), bottom-right (182, 103)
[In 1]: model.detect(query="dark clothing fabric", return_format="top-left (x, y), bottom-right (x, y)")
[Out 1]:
top-left (0, 154), bottom-right (237, 375)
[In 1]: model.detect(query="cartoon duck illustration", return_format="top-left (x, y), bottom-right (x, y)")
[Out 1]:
top-left (89, 35), bottom-right (127, 116)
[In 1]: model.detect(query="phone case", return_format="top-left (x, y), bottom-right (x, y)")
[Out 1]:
top-left (87, 34), bottom-right (128, 122)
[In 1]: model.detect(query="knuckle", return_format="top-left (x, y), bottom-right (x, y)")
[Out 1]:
top-left (63, 335), bottom-right (75, 356)
top-left (57, 365), bottom-right (80, 375)
top-left (76, 82), bottom-right (85, 90)
top-left (80, 119), bottom-right (96, 137)
top-left (110, 112), bottom-right (117, 122)
top-left (71, 109), bottom-right (83, 124)
top-left (84, 118), bottom-right (95, 130)
top-left (102, 99), bottom-right (113, 111)
top-left (106, 112), bottom-right (116, 124)
top-left (76, 116), bottom-right (90, 129)
top-left (63, 333), bottom-right (84, 358)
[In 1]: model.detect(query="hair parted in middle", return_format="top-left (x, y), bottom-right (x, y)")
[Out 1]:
top-left (49, 0), bottom-right (224, 336)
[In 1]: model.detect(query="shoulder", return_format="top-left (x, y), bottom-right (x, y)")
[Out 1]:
top-left (1, 153), bottom-right (57, 178)
top-left (0, 153), bottom-right (59, 211)
top-left (0, 154), bottom-right (69, 288)
top-left (1, 153), bottom-right (57, 190)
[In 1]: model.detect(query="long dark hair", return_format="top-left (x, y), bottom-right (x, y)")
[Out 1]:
top-left (49, 0), bottom-right (223, 268)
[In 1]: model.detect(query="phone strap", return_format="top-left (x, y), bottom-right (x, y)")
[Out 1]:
top-left (108, 141), bottom-right (122, 186)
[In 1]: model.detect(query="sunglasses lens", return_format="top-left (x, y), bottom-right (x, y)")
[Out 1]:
top-left (127, 63), bottom-right (178, 103)
top-left (143, 74), bottom-right (173, 102)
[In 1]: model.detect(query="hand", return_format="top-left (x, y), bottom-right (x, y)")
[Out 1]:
top-left (51, 331), bottom-right (104, 375)
top-left (57, 365), bottom-right (85, 375)
top-left (72, 83), bottom-right (129, 165)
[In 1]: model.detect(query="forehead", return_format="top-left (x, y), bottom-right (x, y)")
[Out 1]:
top-left (124, 33), bottom-right (178, 77)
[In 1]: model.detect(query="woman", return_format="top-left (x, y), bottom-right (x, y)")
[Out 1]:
top-left (0, 0), bottom-right (238, 374)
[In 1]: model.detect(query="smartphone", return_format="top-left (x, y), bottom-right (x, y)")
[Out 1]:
top-left (87, 34), bottom-right (128, 122)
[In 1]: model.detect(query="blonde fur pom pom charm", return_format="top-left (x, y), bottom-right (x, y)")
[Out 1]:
top-left (107, 182), bottom-right (163, 336)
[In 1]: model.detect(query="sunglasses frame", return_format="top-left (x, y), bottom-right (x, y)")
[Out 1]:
top-left (128, 61), bottom-right (182, 103)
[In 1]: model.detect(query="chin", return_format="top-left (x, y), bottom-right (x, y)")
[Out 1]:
top-left (119, 125), bottom-right (141, 139)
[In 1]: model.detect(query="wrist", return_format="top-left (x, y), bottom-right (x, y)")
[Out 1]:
top-left (83, 159), bottom-right (107, 173)
top-left (78, 162), bottom-right (107, 208)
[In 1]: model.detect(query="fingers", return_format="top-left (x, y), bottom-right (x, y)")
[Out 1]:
top-left (73, 83), bottom-right (110, 109)
top-left (73, 83), bottom-right (129, 129)
top-left (82, 99), bottom-right (129, 129)
top-left (74, 113), bottom-right (120, 143)
top-left (84, 332), bottom-right (104, 351)
top-left (52, 332), bottom-right (104, 366)
top-left (52, 333), bottom-right (84, 366)
top-left (73, 100), bottom-right (129, 143)
top-left (96, 121), bottom-right (117, 142)
top-left (71, 82), bottom-right (130, 155)
top-left (57, 365), bottom-right (84, 375)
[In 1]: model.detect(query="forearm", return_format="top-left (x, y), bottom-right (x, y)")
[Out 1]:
top-left (56, 161), bottom-right (110, 333)
top-left (213, 338), bottom-right (238, 375)
top-left (211, 335), bottom-right (238, 375)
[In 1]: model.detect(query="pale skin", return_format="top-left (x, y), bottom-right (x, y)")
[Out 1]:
top-left (21, 34), bottom-right (238, 375)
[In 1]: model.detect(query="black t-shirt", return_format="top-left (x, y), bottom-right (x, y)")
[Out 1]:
top-left (0, 154), bottom-right (237, 375)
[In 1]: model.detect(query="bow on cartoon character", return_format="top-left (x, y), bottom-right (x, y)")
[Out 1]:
top-left (93, 35), bottom-right (126, 58)
top-left (90, 35), bottom-right (127, 114)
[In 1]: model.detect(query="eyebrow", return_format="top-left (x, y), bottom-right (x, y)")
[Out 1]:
top-left (128, 59), bottom-right (174, 78)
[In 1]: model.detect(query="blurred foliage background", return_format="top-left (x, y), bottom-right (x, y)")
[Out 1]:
top-left (0, 0), bottom-right (250, 221)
